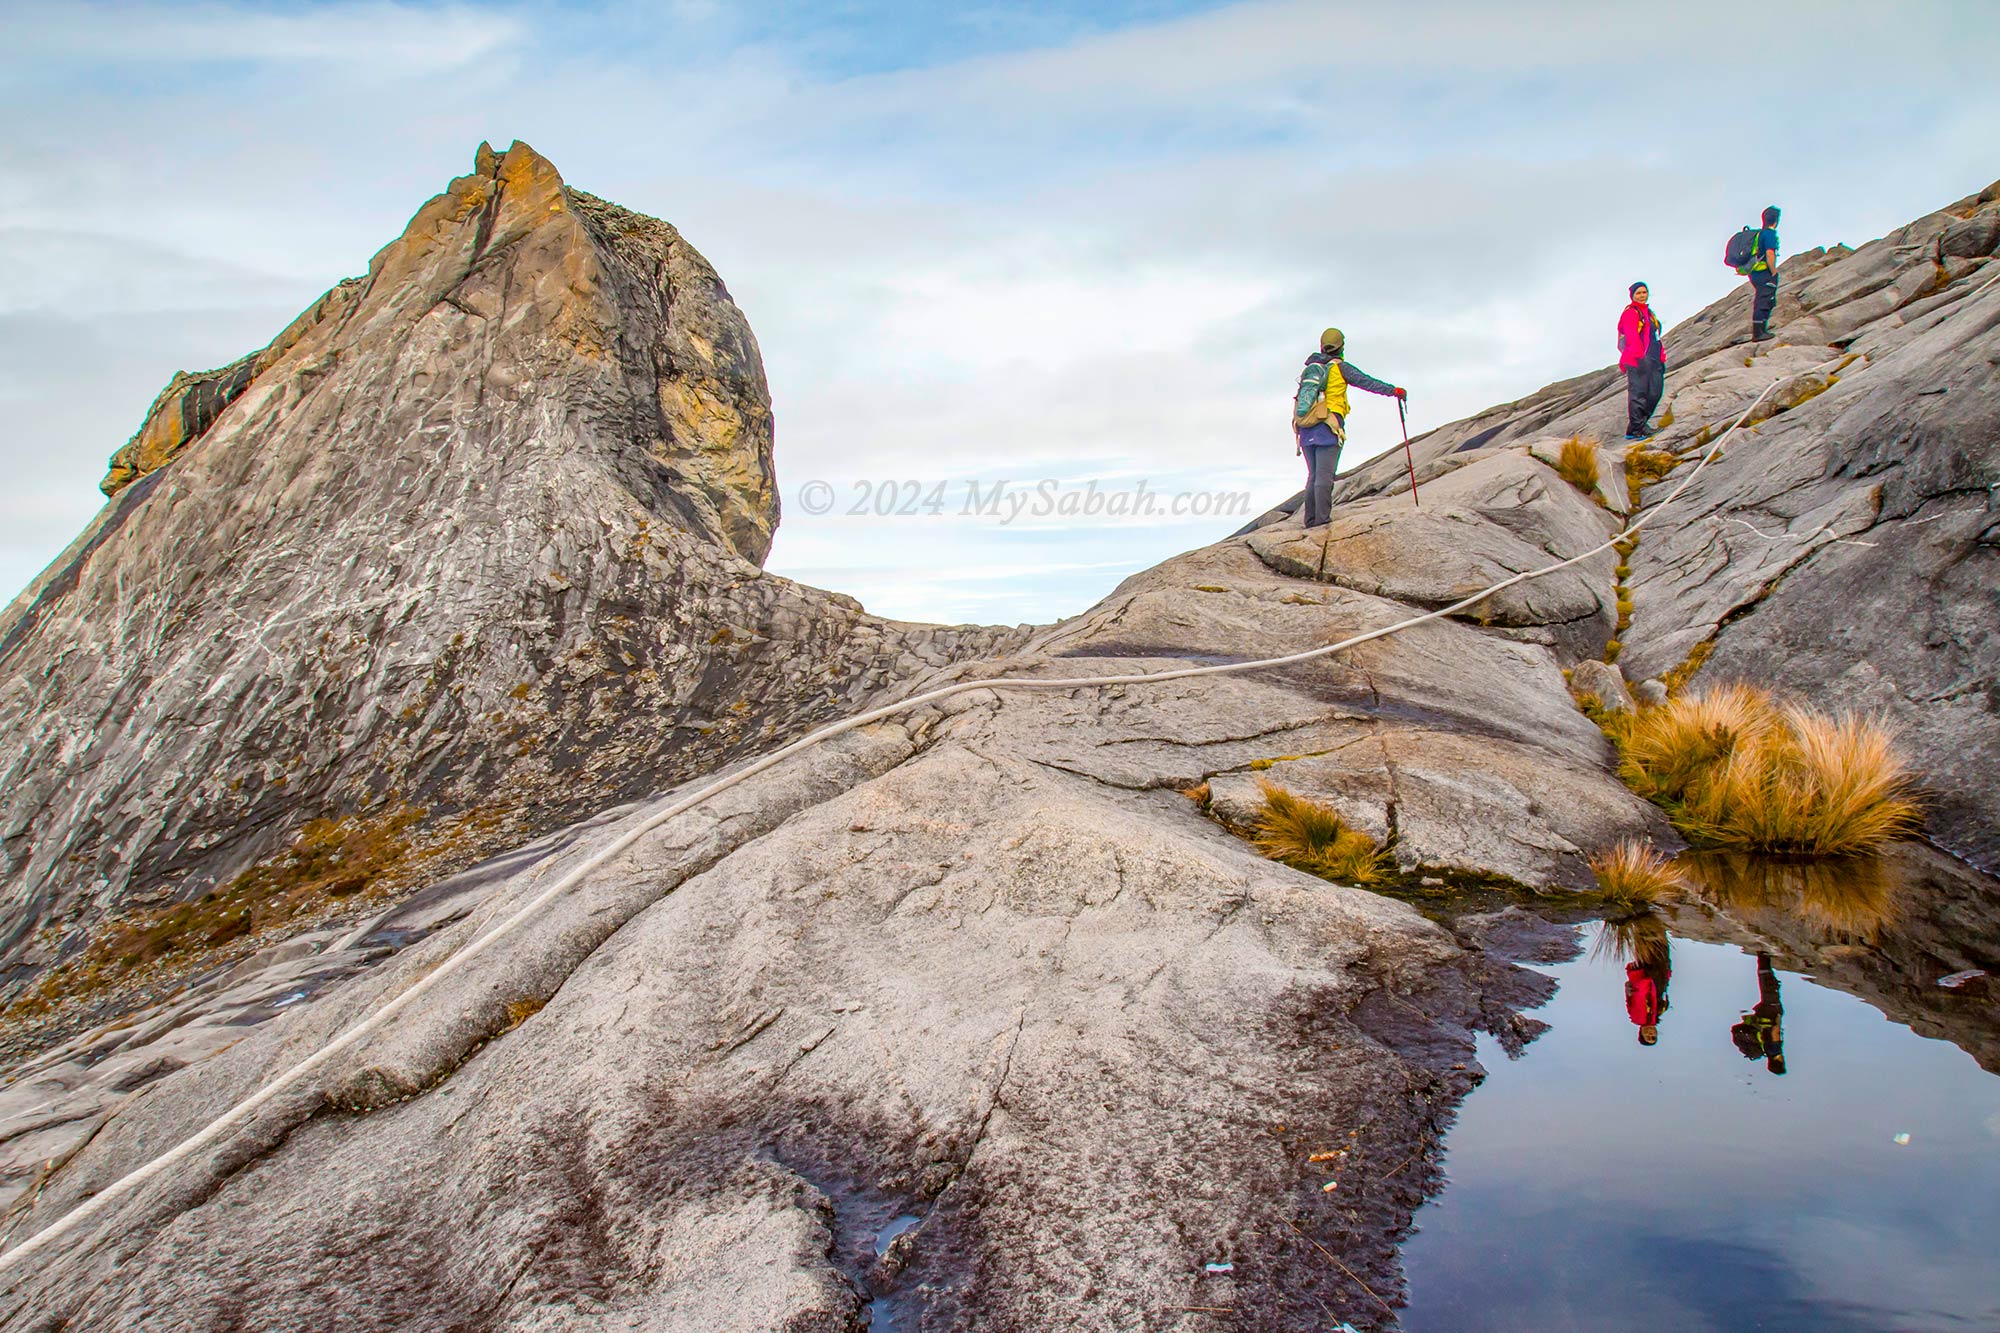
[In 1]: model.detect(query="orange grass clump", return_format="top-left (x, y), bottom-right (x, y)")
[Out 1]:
top-left (1252, 782), bottom-right (1390, 885)
top-left (1615, 685), bottom-right (1921, 855)
top-left (1555, 437), bottom-right (1601, 496)
top-left (1589, 840), bottom-right (1684, 915)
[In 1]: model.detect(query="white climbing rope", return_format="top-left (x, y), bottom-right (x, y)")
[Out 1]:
top-left (0, 338), bottom-right (1932, 1279)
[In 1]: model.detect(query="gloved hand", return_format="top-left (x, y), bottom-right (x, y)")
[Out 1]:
top-left (1393, 386), bottom-right (1408, 400)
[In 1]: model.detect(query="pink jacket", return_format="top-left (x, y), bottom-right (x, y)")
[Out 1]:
top-left (1626, 963), bottom-right (1665, 1026)
top-left (1618, 303), bottom-right (1664, 371)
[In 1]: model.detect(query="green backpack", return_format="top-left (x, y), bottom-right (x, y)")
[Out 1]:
top-left (1293, 357), bottom-right (1330, 425)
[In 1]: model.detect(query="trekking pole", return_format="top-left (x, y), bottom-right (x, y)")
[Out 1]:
top-left (1398, 397), bottom-right (1420, 507)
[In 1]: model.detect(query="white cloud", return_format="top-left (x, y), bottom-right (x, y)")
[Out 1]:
top-left (11, 1), bottom-right (524, 75)
top-left (0, 228), bottom-right (303, 313)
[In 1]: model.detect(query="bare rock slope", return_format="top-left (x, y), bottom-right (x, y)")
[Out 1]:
top-left (0, 142), bottom-right (1025, 971)
top-left (0, 547), bottom-right (1615, 1331)
top-left (1302, 179), bottom-right (2000, 869)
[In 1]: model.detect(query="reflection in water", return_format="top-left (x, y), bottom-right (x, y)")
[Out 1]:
top-left (1397, 920), bottom-right (2000, 1332)
top-left (1679, 850), bottom-right (1904, 939)
top-left (1730, 953), bottom-right (1787, 1075)
top-left (1596, 913), bottom-right (1673, 1046)
top-left (1673, 841), bottom-right (2000, 1074)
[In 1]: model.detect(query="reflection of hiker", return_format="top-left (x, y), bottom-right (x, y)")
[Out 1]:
top-left (1624, 940), bottom-right (1672, 1046)
top-left (1292, 327), bottom-right (1405, 528)
top-left (1730, 952), bottom-right (1786, 1074)
top-left (1745, 206), bottom-right (1781, 342)
top-left (1618, 282), bottom-right (1666, 441)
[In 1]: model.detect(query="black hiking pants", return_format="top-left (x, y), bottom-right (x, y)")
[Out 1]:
top-left (1750, 272), bottom-right (1778, 337)
top-left (1626, 357), bottom-right (1664, 438)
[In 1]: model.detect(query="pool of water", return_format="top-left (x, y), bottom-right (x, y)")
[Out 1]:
top-left (1398, 907), bottom-right (2000, 1332)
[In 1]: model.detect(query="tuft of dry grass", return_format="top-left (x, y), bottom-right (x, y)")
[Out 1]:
top-left (1589, 840), bottom-right (1684, 916)
top-left (1554, 437), bottom-right (1601, 496)
top-left (1252, 782), bottom-right (1390, 885)
top-left (1603, 638), bottom-right (1623, 662)
top-left (1614, 685), bottom-right (1922, 855)
top-left (1624, 448), bottom-right (1680, 508)
top-left (1617, 683), bottom-right (1779, 804)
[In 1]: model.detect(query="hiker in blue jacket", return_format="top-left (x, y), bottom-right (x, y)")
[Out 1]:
top-left (1292, 327), bottom-right (1405, 528)
top-left (1748, 206), bottom-right (1781, 342)
top-left (1731, 952), bottom-right (1787, 1075)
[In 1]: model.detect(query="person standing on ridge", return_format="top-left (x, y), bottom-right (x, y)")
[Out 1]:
top-left (1618, 281), bottom-right (1666, 441)
top-left (1747, 205), bottom-right (1781, 342)
top-left (1291, 327), bottom-right (1405, 528)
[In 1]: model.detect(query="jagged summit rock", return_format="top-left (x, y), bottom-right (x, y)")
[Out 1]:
top-left (98, 140), bottom-right (778, 563)
top-left (0, 142), bottom-right (1025, 978)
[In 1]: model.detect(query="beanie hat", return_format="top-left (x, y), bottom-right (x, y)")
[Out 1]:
top-left (1630, 281), bottom-right (1648, 297)
top-left (1319, 327), bottom-right (1345, 354)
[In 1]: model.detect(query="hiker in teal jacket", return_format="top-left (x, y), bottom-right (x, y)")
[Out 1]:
top-left (1731, 952), bottom-right (1787, 1075)
top-left (1748, 205), bottom-right (1781, 341)
top-left (1292, 327), bottom-right (1405, 528)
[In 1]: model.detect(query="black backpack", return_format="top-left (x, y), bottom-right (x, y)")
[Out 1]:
top-left (1724, 225), bottom-right (1761, 273)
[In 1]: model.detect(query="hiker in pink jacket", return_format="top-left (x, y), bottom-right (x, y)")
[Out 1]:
top-left (1618, 281), bottom-right (1665, 441)
top-left (1622, 918), bottom-right (1672, 1047)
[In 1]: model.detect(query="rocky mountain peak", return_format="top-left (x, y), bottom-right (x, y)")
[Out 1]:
top-left (0, 144), bottom-right (1023, 982)
top-left (98, 140), bottom-right (779, 564)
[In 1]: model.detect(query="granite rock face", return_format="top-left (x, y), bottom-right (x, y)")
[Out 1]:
top-left (1246, 449), bottom-right (1620, 661)
top-left (0, 554), bottom-right (1608, 1330)
top-left (0, 142), bottom-right (1027, 970)
top-left (0, 373), bottom-right (1658, 1327)
top-left (97, 141), bottom-right (778, 561)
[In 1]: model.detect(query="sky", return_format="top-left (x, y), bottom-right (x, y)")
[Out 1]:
top-left (2, 1), bottom-right (1996, 626)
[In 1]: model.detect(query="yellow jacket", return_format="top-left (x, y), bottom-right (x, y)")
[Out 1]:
top-left (1323, 360), bottom-right (1351, 419)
